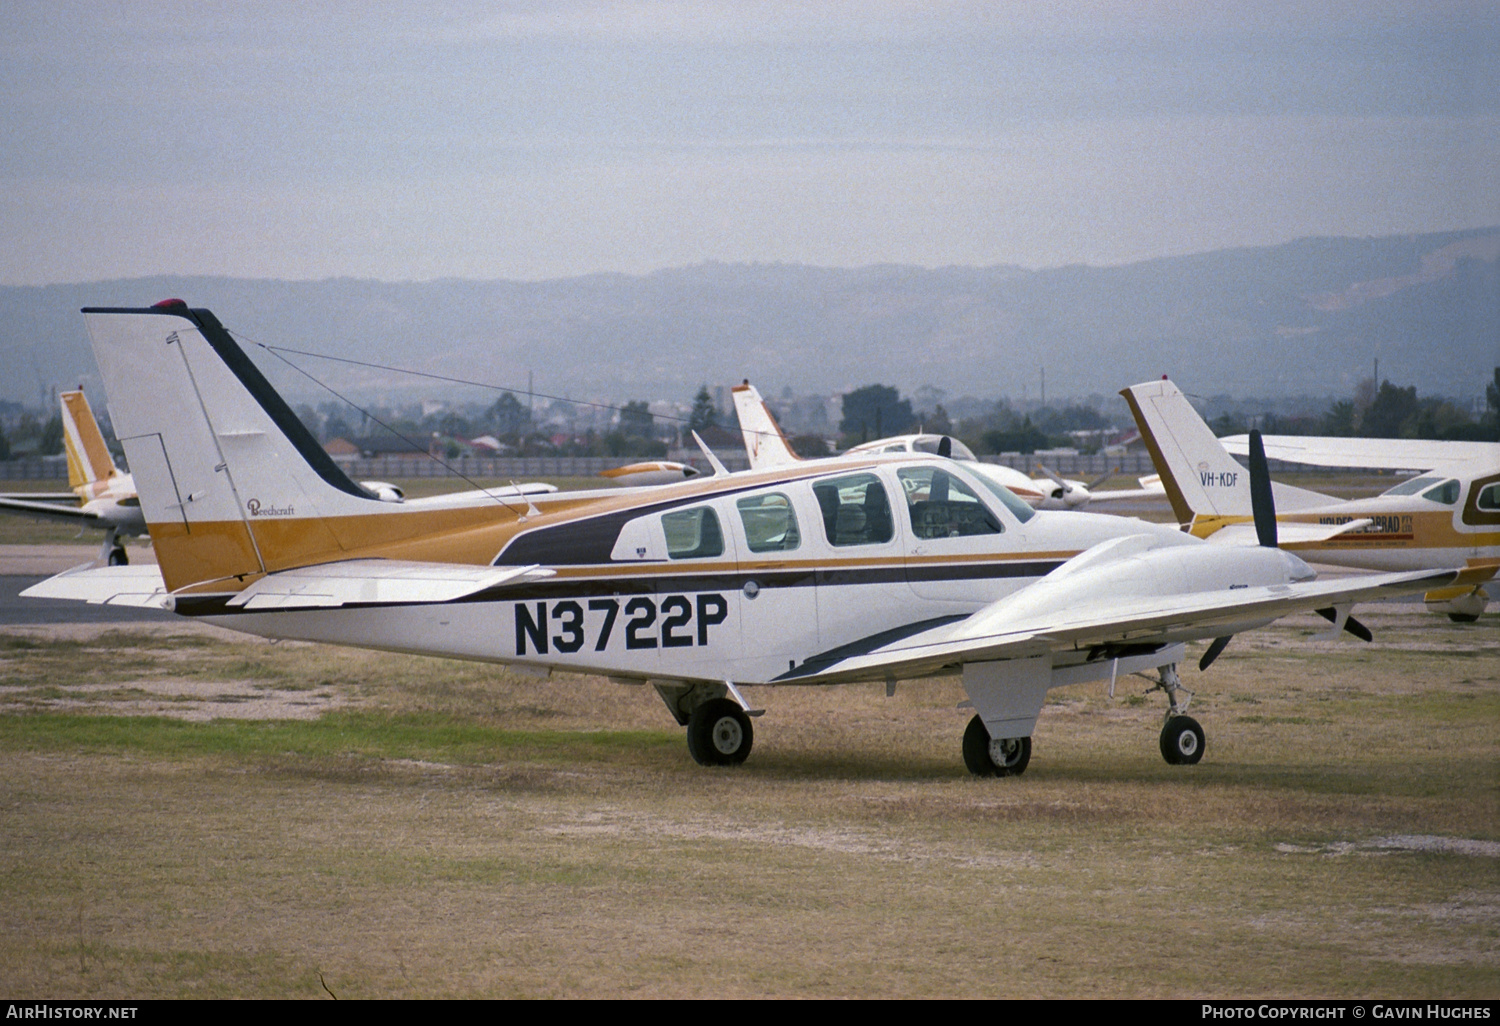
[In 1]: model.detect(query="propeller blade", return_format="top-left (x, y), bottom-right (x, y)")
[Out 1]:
top-left (1247, 429), bottom-right (1277, 548)
top-left (1316, 607), bottom-right (1373, 642)
top-left (1085, 468), bottom-right (1118, 491)
top-left (1035, 463), bottom-right (1068, 490)
top-left (1199, 635), bottom-right (1233, 671)
top-left (938, 435), bottom-right (952, 458)
top-left (1344, 615), bottom-right (1373, 642)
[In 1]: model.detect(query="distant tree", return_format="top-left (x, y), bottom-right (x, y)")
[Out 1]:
top-left (979, 417), bottom-right (1049, 454)
top-left (1360, 382), bottom-right (1419, 438)
top-left (789, 434), bottom-right (831, 458)
top-left (619, 400), bottom-right (654, 438)
top-left (1209, 412), bottom-right (1246, 437)
top-left (919, 403), bottom-right (953, 435)
top-left (322, 411), bottom-right (353, 443)
top-left (0, 424), bottom-right (9, 460)
top-left (488, 392), bottom-right (531, 437)
top-left (839, 385), bottom-right (915, 441)
top-left (38, 414), bottom-right (63, 456)
top-left (295, 404), bottom-right (322, 438)
top-left (1486, 367), bottom-right (1500, 439)
top-left (688, 386), bottom-right (718, 432)
top-left (1320, 400), bottom-right (1357, 436)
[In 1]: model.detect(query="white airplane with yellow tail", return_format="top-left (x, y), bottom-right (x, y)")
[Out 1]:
top-left (731, 381), bottom-right (1162, 510)
top-left (24, 302), bottom-right (1495, 774)
top-left (1122, 378), bottom-right (1499, 620)
top-left (0, 390), bottom-right (146, 564)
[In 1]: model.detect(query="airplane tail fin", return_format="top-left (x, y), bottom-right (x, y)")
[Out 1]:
top-left (1120, 378), bottom-right (1328, 525)
top-left (731, 381), bottom-right (801, 470)
top-left (60, 391), bottom-right (123, 497)
top-left (81, 302), bottom-right (394, 593)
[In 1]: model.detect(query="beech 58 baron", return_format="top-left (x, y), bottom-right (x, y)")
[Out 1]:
top-left (731, 381), bottom-right (1162, 510)
top-left (25, 302), bottom-right (1495, 774)
top-left (1123, 378), bottom-right (1499, 620)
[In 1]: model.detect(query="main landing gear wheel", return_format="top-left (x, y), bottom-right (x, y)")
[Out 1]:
top-left (107, 546), bottom-right (128, 566)
top-left (686, 698), bottom-right (753, 766)
top-left (961, 715), bottom-right (1031, 777)
top-left (1159, 715), bottom-right (1205, 765)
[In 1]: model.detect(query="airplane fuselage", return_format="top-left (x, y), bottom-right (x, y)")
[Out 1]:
top-left (177, 456), bottom-right (1189, 686)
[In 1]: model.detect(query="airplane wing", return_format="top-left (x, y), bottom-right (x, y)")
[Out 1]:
top-left (1084, 475), bottom-right (1167, 502)
top-left (22, 559), bottom-right (555, 611)
top-left (0, 491), bottom-right (79, 502)
top-left (775, 562), bottom-right (1493, 686)
top-left (1220, 435), bottom-right (1500, 474)
top-left (0, 496), bottom-right (96, 521)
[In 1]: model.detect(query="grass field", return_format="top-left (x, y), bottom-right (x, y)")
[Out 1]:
top-left (1, 605), bottom-right (1495, 999)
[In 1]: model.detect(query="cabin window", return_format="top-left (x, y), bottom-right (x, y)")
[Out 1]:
top-left (1476, 483), bottom-right (1500, 512)
top-left (737, 493), bottom-right (801, 553)
top-left (662, 507), bottom-right (724, 559)
top-left (811, 472), bottom-right (895, 547)
top-left (897, 467), bottom-right (1002, 538)
top-left (1421, 479), bottom-right (1460, 505)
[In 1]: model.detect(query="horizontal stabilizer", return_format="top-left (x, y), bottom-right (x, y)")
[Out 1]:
top-left (21, 564), bottom-right (169, 607)
top-left (225, 559), bottom-right (555, 609)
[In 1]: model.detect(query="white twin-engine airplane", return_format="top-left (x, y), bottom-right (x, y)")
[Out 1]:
top-left (1122, 378), bottom-right (1499, 621)
top-left (730, 381), bottom-right (1162, 510)
top-left (24, 302), bottom-right (1495, 774)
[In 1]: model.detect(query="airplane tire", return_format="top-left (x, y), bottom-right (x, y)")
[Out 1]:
top-left (686, 699), bottom-right (753, 767)
top-left (961, 715), bottom-right (1030, 777)
top-left (1160, 715), bottom-right (1205, 765)
top-left (1448, 613), bottom-right (1480, 623)
top-left (107, 547), bottom-right (128, 566)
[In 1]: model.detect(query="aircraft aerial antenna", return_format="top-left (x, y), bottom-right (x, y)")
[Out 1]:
top-left (250, 342), bottom-right (533, 517)
top-left (240, 336), bottom-right (796, 455)
top-left (691, 431), bottom-right (729, 477)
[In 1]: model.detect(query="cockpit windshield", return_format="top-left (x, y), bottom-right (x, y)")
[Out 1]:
top-left (910, 436), bottom-right (977, 460)
top-left (961, 465), bottom-right (1036, 523)
top-left (1382, 476), bottom-right (1441, 497)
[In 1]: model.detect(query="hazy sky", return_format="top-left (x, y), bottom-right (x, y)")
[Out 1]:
top-left (3, 1), bottom-right (1497, 285)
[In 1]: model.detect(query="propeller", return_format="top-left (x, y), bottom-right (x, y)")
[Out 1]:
top-left (1201, 432), bottom-right (1277, 671)
top-left (1315, 607), bottom-right (1373, 642)
top-left (1198, 635), bottom-right (1233, 671)
top-left (1247, 429), bottom-right (1277, 549)
top-left (938, 436), bottom-right (952, 458)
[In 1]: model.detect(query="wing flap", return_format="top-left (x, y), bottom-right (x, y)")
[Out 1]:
top-left (226, 559), bottom-right (555, 609)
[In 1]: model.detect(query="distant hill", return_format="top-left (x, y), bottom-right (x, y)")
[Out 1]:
top-left (2, 227), bottom-right (1495, 409)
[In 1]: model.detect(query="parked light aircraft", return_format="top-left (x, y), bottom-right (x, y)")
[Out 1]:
top-left (599, 460), bottom-right (700, 487)
top-left (0, 390), bottom-right (146, 564)
top-left (24, 303), bottom-right (1494, 774)
top-left (1122, 378), bottom-right (1500, 620)
top-left (730, 382), bottom-right (1162, 510)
